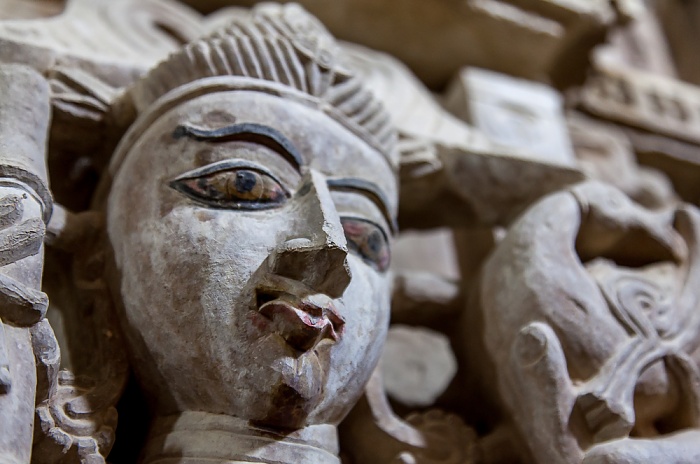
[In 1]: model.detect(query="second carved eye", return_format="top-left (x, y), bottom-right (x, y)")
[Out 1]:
top-left (341, 218), bottom-right (391, 272)
top-left (171, 168), bottom-right (289, 209)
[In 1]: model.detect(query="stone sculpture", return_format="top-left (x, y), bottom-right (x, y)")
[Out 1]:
top-left (1, 0), bottom-right (700, 463)
top-left (3, 2), bottom-right (401, 463)
top-left (0, 64), bottom-right (54, 464)
top-left (101, 6), bottom-right (398, 462)
top-left (468, 181), bottom-right (700, 463)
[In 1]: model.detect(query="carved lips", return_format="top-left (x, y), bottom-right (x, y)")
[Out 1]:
top-left (257, 293), bottom-right (345, 352)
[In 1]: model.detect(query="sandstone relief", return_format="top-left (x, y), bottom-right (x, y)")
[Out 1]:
top-left (0, 0), bottom-right (698, 463)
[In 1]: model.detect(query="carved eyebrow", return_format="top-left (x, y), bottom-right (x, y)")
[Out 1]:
top-left (173, 122), bottom-right (303, 172)
top-left (327, 178), bottom-right (397, 235)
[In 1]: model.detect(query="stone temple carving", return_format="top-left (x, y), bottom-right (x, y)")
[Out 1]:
top-left (1, 0), bottom-right (700, 463)
top-left (467, 180), bottom-right (700, 463)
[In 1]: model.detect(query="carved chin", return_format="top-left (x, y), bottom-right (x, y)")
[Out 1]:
top-left (253, 334), bottom-right (333, 429)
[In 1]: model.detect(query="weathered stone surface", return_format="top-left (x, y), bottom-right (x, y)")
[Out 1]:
top-left (594, 4), bottom-right (676, 78)
top-left (0, 64), bottom-right (52, 464)
top-left (0, 0), bottom-right (204, 87)
top-left (444, 67), bottom-right (577, 167)
top-left (576, 60), bottom-right (700, 206)
top-left (469, 181), bottom-right (700, 463)
top-left (339, 368), bottom-right (476, 464)
top-left (380, 326), bottom-right (457, 408)
top-left (340, 44), bottom-right (586, 231)
top-left (630, 132), bottom-right (700, 205)
top-left (579, 62), bottom-right (700, 146)
top-left (655, 0), bottom-right (700, 87)
top-left (176, 0), bottom-right (617, 88)
top-left (3, 3), bottom-right (402, 463)
top-left (76, 4), bottom-right (397, 463)
top-left (566, 112), bottom-right (677, 209)
top-left (1, 1), bottom-right (700, 463)
top-left (0, 0), bottom-right (66, 20)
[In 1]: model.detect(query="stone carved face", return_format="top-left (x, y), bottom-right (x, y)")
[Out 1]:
top-left (105, 90), bottom-right (396, 429)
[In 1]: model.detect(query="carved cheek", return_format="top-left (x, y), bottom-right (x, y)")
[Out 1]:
top-left (335, 258), bottom-right (389, 369)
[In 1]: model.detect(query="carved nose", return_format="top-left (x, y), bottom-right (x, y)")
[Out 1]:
top-left (270, 238), bottom-right (351, 298)
top-left (269, 171), bottom-right (351, 298)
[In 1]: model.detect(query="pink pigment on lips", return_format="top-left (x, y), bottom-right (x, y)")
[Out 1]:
top-left (299, 299), bottom-right (345, 336)
top-left (258, 298), bottom-right (345, 352)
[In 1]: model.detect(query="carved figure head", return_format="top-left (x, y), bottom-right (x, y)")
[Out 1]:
top-left (101, 3), bottom-right (398, 430)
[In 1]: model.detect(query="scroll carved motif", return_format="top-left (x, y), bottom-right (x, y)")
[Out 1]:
top-left (471, 181), bottom-right (700, 463)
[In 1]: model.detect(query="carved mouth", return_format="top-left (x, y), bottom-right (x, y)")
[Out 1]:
top-left (255, 288), bottom-right (345, 352)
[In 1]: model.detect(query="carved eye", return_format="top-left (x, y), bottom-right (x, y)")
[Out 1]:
top-left (170, 168), bottom-right (289, 209)
top-left (341, 217), bottom-right (390, 272)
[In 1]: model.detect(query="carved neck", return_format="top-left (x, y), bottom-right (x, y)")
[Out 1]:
top-left (142, 411), bottom-right (340, 464)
